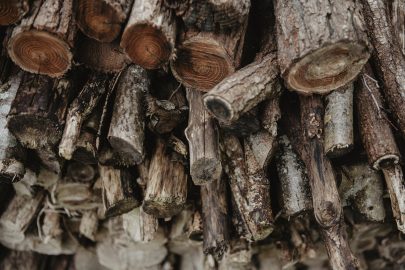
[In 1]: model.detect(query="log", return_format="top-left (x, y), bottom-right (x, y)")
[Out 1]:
top-left (391, 0), bottom-right (405, 56)
top-left (79, 210), bottom-right (99, 241)
top-left (324, 84), bottom-right (354, 157)
top-left (245, 130), bottom-right (277, 171)
top-left (282, 94), bottom-right (359, 270)
top-left (108, 65), bottom-right (149, 165)
top-left (7, 0), bottom-right (76, 77)
top-left (122, 207), bottom-right (158, 242)
top-left (201, 177), bottom-right (229, 260)
top-left (276, 135), bottom-right (312, 218)
top-left (361, 0), bottom-right (405, 138)
top-left (13, 169), bottom-right (37, 197)
top-left (169, 205), bottom-right (203, 244)
top-left (0, 0), bottom-right (29, 25)
top-left (185, 88), bottom-right (222, 185)
top-left (67, 161), bottom-right (96, 183)
top-left (142, 139), bottom-right (188, 218)
top-left (0, 251), bottom-right (44, 270)
top-left (8, 73), bottom-right (74, 150)
top-left (99, 165), bottom-right (141, 218)
top-left (75, 246), bottom-right (109, 270)
top-left (75, 35), bottom-right (131, 73)
top-left (274, 0), bottom-right (370, 94)
top-left (59, 72), bottom-right (109, 160)
top-left (0, 71), bottom-right (26, 182)
top-left (260, 95), bottom-right (281, 135)
top-left (171, 18), bottom-right (248, 91)
top-left (221, 134), bottom-right (274, 241)
top-left (219, 108), bottom-right (260, 137)
top-left (121, 0), bottom-right (176, 69)
top-left (38, 211), bottom-right (63, 249)
top-left (219, 239), bottom-right (252, 270)
top-left (76, 0), bottom-right (133, 43)
top-left (35, 147), bottom-right (63, 174)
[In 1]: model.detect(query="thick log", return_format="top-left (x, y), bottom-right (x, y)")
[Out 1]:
top-left (0, 0), bottom-right (29, 25)
top-left (8, 73), bottom-right (74, 149)
top-left (361, 0), bottom-right (405, 138)
top-left (67, 161), bottom-right (96, 183)
top-left (185, 88), bottom-right (222, 185)
top-left (324, 84), bottom-right (354, 157)
top-left (122, 207), bottom-right (158, 242)
top-left (59, 72), bottom-right (109, 160)
top-left (121, 0), bottom-right (176, 69)
top-left (7, 0), bottom-right (76, 77)
top-left (219, 108), bottom-right (260, 137)
top-left (79, 210), bottom-right (99, 241)
top-left (142, 139), bottom-right (187, 218)
top-left (99, 165), bottom-right (140, 218)
top-left (77, 0), bottom-right (133, 42)
top-left (171, 18), bottom-right (248, 91)
top-left (75, 35), bottom-right (131, 73)
top-left (276, 135), bottom-right (312, 217)
top-left (391, 0), bottom-right (405, 56)
top-left (108, 65), bottom-right (149, 165)
top-left (274, 0), bottom-right (370, 94)
top-left (201, 177), bottom-right (229, 260)
top-left (222, 134), bottom-right (274, 241)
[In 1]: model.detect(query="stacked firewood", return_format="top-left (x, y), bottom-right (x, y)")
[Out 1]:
top-left (0, 0), bottom-right (404, 269)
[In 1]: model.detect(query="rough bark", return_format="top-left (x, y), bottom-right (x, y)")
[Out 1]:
top-left (219, 108), bottom-right (260, 137)
top-left (171, 18), bottom-right (248, 91)
top-left (201, 177), bottom-right (229, 260)
top-left (108, 65), bottom-right (149, 165)
top-left (361, 0), bottom-right (405, 140)
top-left (99, 165), bottom-right (141, 218)
top-left (35, 146), bottom-right (63, 174)
top-left (276, 135), bottom-right (312, 218)
top-left (8, 72), bottom-right (74, 150)
top-left (221, 134), bottom-right (274, 241)
top-left (0, 0), bottom-right (29, 25)
top-left (59, 72), bottom-right (109, 160)
top-left (324, 84), bottom-right (354, 157)
top-left (391, 0), bottom-right (405, 56)
top-left (121, 0), bottom-right (176, 69)
top-left (0, 251), bottom-right (44, 270)
top-left (79, 210), bottom-right (99, 241)
top-left (185, 88), bottom-right (222, 185)
top-left (260, 96), bottom-right (281, 136)
top-left (7, 0), bottom-right (76, 77)
top-left (142, 139), bottom-right (188, 218)
top-left (75, 35), bottom-right (131, 73)
top-left (274, 0), bottom-right (370, 94)
top-left (76, 0), bottom-right (133, 42)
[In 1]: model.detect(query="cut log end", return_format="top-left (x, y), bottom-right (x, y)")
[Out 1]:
top-left (0, 159), bottom-right (25, 183)
top-left (77, 0), bottom-right (123, 43)
top-left (203, 95), bottom-right (233, 122)
top-left (285, 42), bottom-right (370, 94)
top-left (325, 144), bottom-right (354, 158)
top-left (105, 198), bottom-right (140, 218)
top-left (108, 136), bottom-right (144, 165)
top-left (8, 31), bottom-right (72, 77)
top-left (0, 1), bottom-right (29, 25)
top-left (171, 39), bottom-right (234, 91)
top-left (121, 24), bottom-right (172, 69)
top-left (190, 158), bottom-right (222, 185)
top-left (373, 154), bottom-right (400, 170)
top-left (142, 200), bottom-right (185, 219)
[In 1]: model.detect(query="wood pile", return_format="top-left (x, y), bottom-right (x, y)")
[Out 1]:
top-left (0, 0), bottom-right (404, 269)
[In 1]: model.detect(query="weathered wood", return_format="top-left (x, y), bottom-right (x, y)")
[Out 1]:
top-left (77, 0), bottom-right (133, 42)
top-left (121, 0), bottom-right (176, 69)
top-left (276, 135), bottom-right (312, 217)
top-left (13, 169), bottom-right (37, 197)
top-left (275, 0), bottom-right (370, 94)
top-left (324, 84), bottom-right (354, 157)
top-left (99, 165), bottom-right (140, 218)
top-left (260, 96), bottom-right (281, 135)
top-left (142, 139), bottom-right (187, 218)
top-left (67, 161), bottom-right (96, 183)
top-left (108, 65), bottom-right (149, 165)
top-left (219, 108), bottom-right (260, 137)
top-left (59, 72), bottom-right (109, 160)
top-left (0, 251), bottom-right (44, 270)
top-left (361, 0), bottom-right (405, 138)
top-left (79, 210), bottom-right (99, 241)
top-left (245, 130), bottom-right (277, 171)
top-left (0, 0), bottom-right (29, 25)
top-left (185, 88), bottom-right (222, 185)
top-left (391, 0), bottom-right (405, 56)
top-left (222, 134), bottom-right (274, 241)
top-left (7, 0), bottom-right (76, 77)
top-left (219, 239), bottom-right (252, 270)
top-left (38, 211), bottom-right (63, 252)
top-left (122, 207), bottom-right (158, 242)
top-left (35, 146), bottom-right (63, 174)
top-left (75, 246), bottom-right (109, 270)
top-left (201, 177), bottom-right (229, 260)
top-left (8, 73), bottom-right (74, 149)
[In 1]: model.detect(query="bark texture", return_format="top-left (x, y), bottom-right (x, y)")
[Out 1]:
top-left (391, 0), bottom-right (405, 56)
top-left (0, 0), bottom-right (29, 25)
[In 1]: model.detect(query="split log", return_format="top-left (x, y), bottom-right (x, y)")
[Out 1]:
top-left (274, 0), bottom-right (370, 94)
top-left (76, 0), bottom-right (133, 42)
top-left (67, 161), bottom-right (96, 183)
top-left (185, 88), bottom-right (222, 185)
top-left (201, 177), bottom-right (229, 260)
top-left (171, 18), bottom-right (248, 91)
top-left (38, 211), bottom-right (63, 251)
top-left (121, 0), bottom-right (176, 69)
top-left (391, 0), bottom-right (405, 56)
top-left (324, 84), bottom-right (354, 157)
top-left (0, 71), bottom-right (26, 182)
top-left (361, 0), bottom-right (405, 138)
top-left (7, 0), bottom-right (76, 77)
top-left (142, 139), bottom-right (187, 218)
top-left (0, 0), bottom-right (29, 25)
top-left (108, 65), bottom-right (149, 165)
top-left (221, 134), bottom-right (274, 241)
top-left (122, 207), bottom-right (158, 242)
top-left (8, 73), bottom-right (74, 149)
top-left (356, 66), bottom-right (405, 232)
top-left (282, 95), bottom-right (359, 270)
top-left (75, 35), bottom-right (131, 73)
top-left (59, 72), bottom-right (109, 160)
top-left (79, 210), bottom-right (99, 241)
top-left (169, 205), bottom-right (203, 245)
top-left (276, 135), bottom-right (312, 218)
top-left (99, 165), bottom-right (140, 218)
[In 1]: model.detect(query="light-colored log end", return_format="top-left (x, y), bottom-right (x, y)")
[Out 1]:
top-left (203, 94), bottom-right (233, 123)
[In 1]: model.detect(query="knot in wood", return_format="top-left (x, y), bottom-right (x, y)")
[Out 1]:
top-left (307, 112), bottom-right (322, 138)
